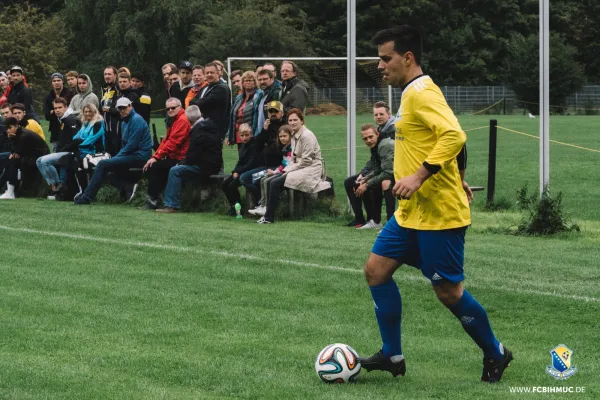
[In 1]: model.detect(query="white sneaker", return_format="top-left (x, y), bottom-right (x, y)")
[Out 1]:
top-left (248, 205), bottom-right (266, 216)
top-left (0, 183), bottom-right (15, 199)
top-left (357, 220), bottom-right (383, 230)
top-left (257, 216), bottom-right (272, 224)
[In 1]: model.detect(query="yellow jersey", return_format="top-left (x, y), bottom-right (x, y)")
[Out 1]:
top-left (26, 119), bottom-right (45, 140)
top-left (394, 75), bottom-right (470, 230)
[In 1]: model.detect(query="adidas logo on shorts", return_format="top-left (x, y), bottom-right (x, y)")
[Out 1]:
top-left (431, 273), bottom-right (443, 281)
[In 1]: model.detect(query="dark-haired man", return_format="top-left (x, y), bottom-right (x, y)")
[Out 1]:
top-left (280, 61), bottom-right (308, 113)
top-left (100, 66), bottom-right (120, 154)
top-left (44, 73), bottom-right (74, 151)
top-left (7, 66), bottom-right (38, 122)
top-left (37, 97), bottom-right (81, 195)
top-left (0, 117), bottom-right (49, 199)
top-left (131, 73), bottom-right (152, 124)
top-left (255, 69), bottom-right (282, 135)
top-left (11, 103), bottom-right (45, 140)
top-left (189, 62), bottom-right (230, 139)
top-left (358, 25), bottom-right (512, 383)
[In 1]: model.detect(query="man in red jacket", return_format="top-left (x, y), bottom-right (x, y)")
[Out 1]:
top-left (140, 97), bottom-right (191, 209)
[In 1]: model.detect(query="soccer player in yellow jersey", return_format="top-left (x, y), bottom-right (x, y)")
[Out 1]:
top-left (358, 26), bottom-right (512, 383)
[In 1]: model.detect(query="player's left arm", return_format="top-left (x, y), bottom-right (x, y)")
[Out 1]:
top-left (394, 90), bottom-right (466, 199)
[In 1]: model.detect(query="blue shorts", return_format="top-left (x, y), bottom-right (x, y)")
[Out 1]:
top-left (371, 217), bottom-right (467, 284)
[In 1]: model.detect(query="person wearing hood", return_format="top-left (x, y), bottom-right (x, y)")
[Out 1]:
top-left (36, 97), bottom-right (82, 195)
top-left (373, 101), bottom-right (397, 139)
top-left (345, 123), bottom-right (395, 230)
top-left (44, 73), bottom-right (74, 151)
top-left (11, 103), bottom-right (45, 140)
top-left (74, 97), bottom-right (151, 205)
top-left (69, 74), bottom-right (99, 118)
top-left (0, 117), bottom-right (49, 199)
top-left (140, 98), bottom-right (191, 210)
top-left (7, 66), bottom-right (38, 122)
top-left (280, 61), bottom-right (309, 114)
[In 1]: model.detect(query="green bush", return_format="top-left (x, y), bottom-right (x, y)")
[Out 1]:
top-left (515, 185), bottom-right (579, 236)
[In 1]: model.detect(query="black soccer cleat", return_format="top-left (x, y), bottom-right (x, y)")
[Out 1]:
top-left (481, 346), bottom-right (513, 383)
top-left (358, 350), bottom-right (406, 377)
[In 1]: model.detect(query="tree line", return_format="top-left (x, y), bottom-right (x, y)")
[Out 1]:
top-left (0, 0), bottom-right (595, 110)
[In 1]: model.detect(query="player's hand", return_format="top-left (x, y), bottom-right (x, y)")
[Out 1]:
top-left (355, 183), bottom-right (367, 197)
top-left (462, 180), bottom-right (473, 204)
top-left (393, 174), bottom-right (424, 199)
top-left (143, 157), bottom-right (157, 172)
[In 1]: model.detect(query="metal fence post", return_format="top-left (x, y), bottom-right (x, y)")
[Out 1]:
top-left (487, 119), bottom-right (498, 204)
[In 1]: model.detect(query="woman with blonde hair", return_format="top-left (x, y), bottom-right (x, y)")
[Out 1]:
top-left (226, 71), bottom-right (263, 149)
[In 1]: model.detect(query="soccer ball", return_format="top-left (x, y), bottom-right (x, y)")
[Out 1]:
top-left (315, 343), bottom-right (361, 383)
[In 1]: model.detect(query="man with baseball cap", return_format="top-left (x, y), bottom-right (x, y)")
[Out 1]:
top-left (74, 97), bottom-right (151, 205)
top-left (7, 66), bottom-right (38, 122)
top-left (174, 61), bottom-right (195, 105)
top-left (44, 72), bottom-right (74, 151)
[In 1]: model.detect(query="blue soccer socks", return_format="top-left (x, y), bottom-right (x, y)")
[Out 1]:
top-left (370, 280), bottom-right (403, 358)
top-left (449, 290), bottom-right (503, 360)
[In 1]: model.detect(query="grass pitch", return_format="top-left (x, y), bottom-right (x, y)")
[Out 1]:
top-left (0, 114), bottom-right (598, 398)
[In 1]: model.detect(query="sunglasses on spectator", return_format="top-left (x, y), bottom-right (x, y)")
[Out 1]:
top-left (117, 106), bottom-right (128, 110)
top-left (166, 106), bottom-right (180, 111)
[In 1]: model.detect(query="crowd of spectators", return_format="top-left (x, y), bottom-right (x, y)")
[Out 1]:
top-left (0, 61), bottom-right (416, 226)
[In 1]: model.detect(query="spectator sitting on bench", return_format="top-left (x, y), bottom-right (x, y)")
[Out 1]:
top-left (257, 108), bottom-right (331, 224)
top-left (238, 100), bottom-right (286, 206)
top-left (249, 124), bottom-right (293, 217)
top-left (11, 103), bottom-right (45, 140)
top-left (67, 103), bottom-right (106, 194)
top-left (140, 98), bottom-right (191, 210)
top-left (155, 106), bottom-right (222, 213)
top-left (373, 101), bottom-right (397, 139)
top-left (344, 123), bottom-right (395, 229)
top-left (0, 105), bottom-right (13, 179)
top-left (221, 123), bottom-right (266, 216)
top-left (36, 97), bottom-right (82, 197)
top-left (0, 117), bottom-right (49, 199)
top-left (74, 97), bottom-right (151, 205)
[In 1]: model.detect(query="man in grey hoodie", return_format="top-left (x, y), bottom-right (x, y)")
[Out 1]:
top-left (69, 74), bottom-right (99, 118)
top-left (373, 101), bottom-right (397, 139)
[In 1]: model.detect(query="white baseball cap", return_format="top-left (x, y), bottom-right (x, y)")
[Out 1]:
top-left (116, 97), bottom-right (132, 108)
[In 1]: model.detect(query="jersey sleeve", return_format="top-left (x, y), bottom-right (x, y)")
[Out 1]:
top-left (414, 89), bottom-right (466, 172)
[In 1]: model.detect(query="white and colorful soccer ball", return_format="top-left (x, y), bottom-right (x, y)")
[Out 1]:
top-left (315, 343), bottom-right (361, 383)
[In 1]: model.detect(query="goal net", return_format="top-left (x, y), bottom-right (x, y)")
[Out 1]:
top-left (226, 57), bottom-right (394, 115)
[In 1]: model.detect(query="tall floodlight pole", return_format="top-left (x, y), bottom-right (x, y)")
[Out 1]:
top-left (539, 0), bottom-right (550, 193)
top-left (347, 0), bottom-right (356, 176)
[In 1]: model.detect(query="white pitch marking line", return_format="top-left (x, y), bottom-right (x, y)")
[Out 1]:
top-left (1, 225), bottom-right (598, 303)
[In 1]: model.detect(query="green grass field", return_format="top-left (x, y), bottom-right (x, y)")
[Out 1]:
top-left (1, 114), bottom-right (598, 399)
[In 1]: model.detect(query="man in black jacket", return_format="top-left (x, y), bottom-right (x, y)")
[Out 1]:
top-left (7, 66), bottom-right (38, 122)
top-left (0, 118), bottom-right (49, 199)
top-left (155, 106), bottom-right (222, 213)
top-left (100, 66), bottom-right (120, 155)
top-left (280, 61), bottom-right (309, 114)
top-left (131, 73), bottom-right (152, 124)
top-left (189, 62), bottom-right (231, 139)
top-left (36, 97), bottom-right (82, 194)
top-left (44, 73), bottom-right (74, 151)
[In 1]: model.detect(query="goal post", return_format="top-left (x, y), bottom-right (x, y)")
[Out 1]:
top-left (226, 57), bottom-right (392, 177)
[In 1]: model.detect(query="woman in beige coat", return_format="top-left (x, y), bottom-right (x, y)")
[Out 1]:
top-left (257, 108), bottom-right (330, 224)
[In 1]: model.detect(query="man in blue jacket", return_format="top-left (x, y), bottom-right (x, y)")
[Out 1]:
top-left (74, 97), bottom-right (151, 204)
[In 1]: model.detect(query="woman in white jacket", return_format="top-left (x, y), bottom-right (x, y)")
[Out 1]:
top-left (257, 108), bottom-right (330, 224)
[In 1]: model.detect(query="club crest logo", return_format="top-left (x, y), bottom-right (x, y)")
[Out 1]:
top-left (546, 344), bottom-right (577, 380)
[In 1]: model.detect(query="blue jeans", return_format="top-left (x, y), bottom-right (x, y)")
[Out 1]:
top-left (81, 155), bottom-right (146, 201)
top-left (239, 166), bottom-right (272, 203)
top-left (163, 164), bottom-right (203, 209)
top-left (36, 152), bottom-right (70, 186)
